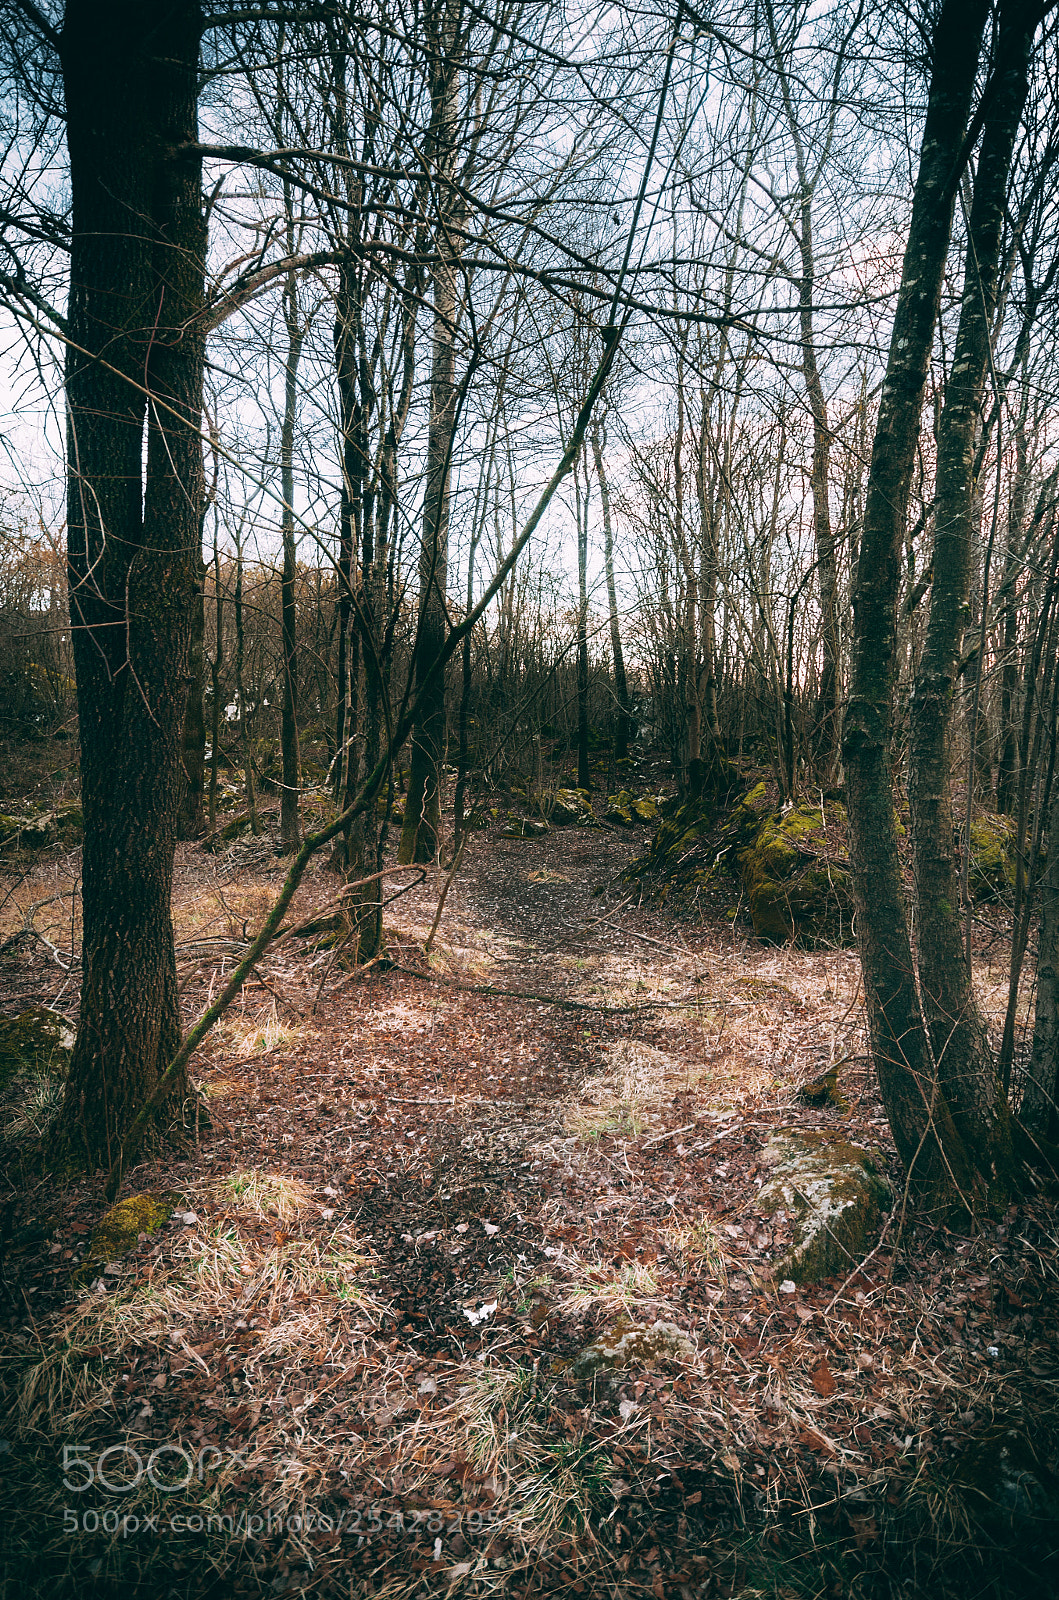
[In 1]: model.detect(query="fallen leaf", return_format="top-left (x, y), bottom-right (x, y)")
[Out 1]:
top-left (810, 1355), bottom-right (836, 1397)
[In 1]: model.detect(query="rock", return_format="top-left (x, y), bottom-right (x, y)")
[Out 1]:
top-left (797, 1064), bottom-right (849, 1110)
top-left (0, 1006), bottom-right (75, 1090)
top-left (757, 1130), bottom-right (890, 1285)
top-left (501, 815), bottom-right (550, 839)
top-left (737, 799), bottom-right (854, 947)
top-left (967, 813), bottom-right (1017, 902)
top-left (74, 1191), bottom-right (182, 1286)
top-left (630, 795), bottom-right (659, 822)
top-left (574, 1318), bottom-right (696, 1377)
top-left (538, 788), bottom-right (595, 826)
top-left (604, 790), bottom-right (636, 826)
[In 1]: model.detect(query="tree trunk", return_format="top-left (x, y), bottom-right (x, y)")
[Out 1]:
top-left (907, 0), bottom-right (1035, 1182)
top-left (54, 0), bottom-right (204, 1167)
top-left (399, 6), bottom-right (462, 864)
top-left (177, 553), bottom-right (207, 839)
top-left (1023, 771), bottom-right (1059, 1138)
top-left (590, 412), bottom-right (632, 764)
top-left (843, 0), bottom-right (991, 1217)
top-left (576, 455), bottom-right (591, 792)
top-left (279, 265), bottom-right (304, 854)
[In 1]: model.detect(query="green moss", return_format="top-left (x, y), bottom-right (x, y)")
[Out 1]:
top-left (604, 790), bottom-right (636, 826)
top-left (75, 1191), bottom-right (182, 1285)
top-left (631, 795), bottom-right (658, 822)
top-left (968, 813), bottom-right (1017, 902)
top-left (738, 803), bottom-right (853, 947)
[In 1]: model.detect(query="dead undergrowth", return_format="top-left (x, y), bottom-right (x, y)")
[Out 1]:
top-left (1, 796), bottom-right (1058, 1600)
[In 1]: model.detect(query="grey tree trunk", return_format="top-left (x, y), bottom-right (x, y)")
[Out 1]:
top-left (843, 0), bottom-right (991, 1217)
top-left (907, 0), bottom-right (1035, 1177)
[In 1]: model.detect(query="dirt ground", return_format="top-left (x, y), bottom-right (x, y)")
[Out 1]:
top-left (1, 798), bottom-right (1058, 1599)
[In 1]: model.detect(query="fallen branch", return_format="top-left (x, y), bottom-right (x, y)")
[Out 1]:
top-left (391, 963), bottom-right (712, 1015)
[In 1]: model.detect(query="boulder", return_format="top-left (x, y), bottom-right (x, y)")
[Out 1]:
top-left (757, 1129), bottom-right (890, 1284)
top-left (967, 813), bottom-right (1017, 902)
top-left (0, 1006), bottom-right (75, 1090)
top-left (539, 788), bottom-right (595, 826)
top-left (737, 799), bottom-right (853, 947)
top-left (501, 815), bottom-right (550, 839)
top-left (604, 790), bottom-right (636, 826)
top-left (630, 795), bottom-right (659, 822)
top-left (74, 1191), bottom-right (182, 1286)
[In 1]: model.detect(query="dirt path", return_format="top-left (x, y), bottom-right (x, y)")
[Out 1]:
top-left (2, 818), bottom-right (1059, 1599)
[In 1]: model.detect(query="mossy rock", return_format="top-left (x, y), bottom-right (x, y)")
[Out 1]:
top-left (501, 815), bottom-right (550, 839)
top-left (631, 794), bottom-right (659, 822)
top-left (574, 1318), bottom-right (696, 1377)
top-left (538, 788), bottom-right (595, 825)
top-left (74, 1190), bottom-right (183, 1286)
top-left (738, 801), bottom-right (853, 947)
top-left (968, 813), bottom-right (1017, 902)
top-left (604, 790), bottom-right (636, 826)
top-left (0, 1006), bottom-right (75, 1091)
top-left (758, 1130), bottom-right (890, 1285)
top-left (798, 1064), bottom-right (849, 1111)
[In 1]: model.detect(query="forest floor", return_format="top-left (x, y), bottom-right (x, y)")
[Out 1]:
top-left (1, 769), bottom-right (1059, 1599)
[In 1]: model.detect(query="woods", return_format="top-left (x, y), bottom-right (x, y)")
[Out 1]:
top-left (2, 0), bottom-right (1059, 1596)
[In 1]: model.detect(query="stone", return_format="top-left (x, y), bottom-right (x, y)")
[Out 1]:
top-left (967, 813), bottom-right (1017, 902)
top-left (539, 788), bottom-right (595, 826)
top-left (574, 1318), bottom-right (696, 1377)
top-left (757, 1130), bottom-right (890, 1284)
top-left (737, 800), bottom-right (853, 947)
top-left (604, 790), bottom-right (636, 826)
top-left (0, 1006), bottom-right (75, 1090)
top-left (74, 1191), bottom-right (182, 1286)
top-left (501, 815), bottom-right (550, 839)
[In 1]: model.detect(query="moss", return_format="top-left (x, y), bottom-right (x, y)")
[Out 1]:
top-left (968, 813), bottom-right (1017, 902)
top-left (758, 1130), bottom-right (890, 1284)
top-left (75, 1190), bottom-right (182, 1285)
top-left (738, 803), bottom-right (853, 947)
top-left (540, 788), bottom-right (595, 825)
top-left (501, 815), bottom-right (550, 839)
top-left (604, 790), bottom-right (636, 826)
top-left (798, 1064), bottom-right (849, 1111)
top-left (630, 795), bottom-right (659, 822)
top-left (0, 1007), bottom-right (75, 1090)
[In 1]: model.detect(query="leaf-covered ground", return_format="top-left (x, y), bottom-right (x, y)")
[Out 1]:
top-left (2, 796), bottom-right (1058, 1599)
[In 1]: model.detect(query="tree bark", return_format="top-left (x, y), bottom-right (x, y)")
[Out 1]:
top-left (1023, 770), bottom-right (1059, 1138)
top-left (399, 2), bottom-right (462, 864)
top-left (908, 0), bottom-right (1035, 1178)
top-left (843, 0), bottom-right (990, 1217)
top-left (591, 412), bottom-right (632, 763)
top-left (279, 263), bottom-right (304, 854)
top-left (54, 0), bottom-right (204, 1166)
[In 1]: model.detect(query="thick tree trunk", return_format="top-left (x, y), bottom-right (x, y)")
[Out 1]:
top-left (843, 0), bottom-right (990, 1217)
top-left (54, 0), bottom-right (204, 1167)
top-left (177, 556), bottom-right (206, 839)
top-left (576, 460), bottom-right (591, 792)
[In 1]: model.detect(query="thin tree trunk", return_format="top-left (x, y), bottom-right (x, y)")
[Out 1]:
top-left (279, 260), bottom-right (304, 853)
top-left (576, 453), bottom-right (591, 792)
top-left (1023, 771), bottom-right (1059, 1138)
top-left (590, 412), bottom-right (632, 763)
